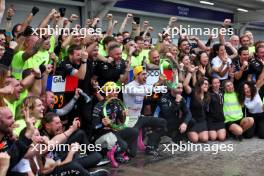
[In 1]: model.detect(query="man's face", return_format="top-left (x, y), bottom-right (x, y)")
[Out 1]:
top-left (0, 108), bottom-right (15, 134)
top-left (25, 35), bottom-right (39, 50)
top-left (0, 34), bottom-right (6, 46)
top-left (144, 40), bottom-right (150, 49)
top-left (0, 45), bottom-right (5, 58)
top-left (136, 40), bottom-right (144, 50)
top-left (180, 41), bottom-right (190, 54)
top-left (171, 83), bottom-right (183, 95)
top-left (125, 41), bottom-right (136, 51)
top-left (46, 92), bottom-right (55, 109)
top-left (46, 117), bottom-right (63, 136)
top-left (5, 78), bottom-right (23, 101)
top-left (90, 46), bottom-right (99, 59)
top-left (257, 47), bottom-right (264, 61)
top-left (150, 51), bottom-right (160, 65)
top-left (109, 47), bottom-right (122, 61)
top-left (116, 35), bottom-right (123, 44)
top-left (239, 50), bottom-right (249, 62)
top-left (230, 36), bottom-right (239, 47)
top-left (241, 36), bottom-right (250, 47)
top-left (32, 99), bottom-right (45, 119)
top-left (71, 49), bottom-right (82, 64)
top-left (123, 32), bottom-right (130, 39)
top-left (137, 70), bottom-right (147, 84)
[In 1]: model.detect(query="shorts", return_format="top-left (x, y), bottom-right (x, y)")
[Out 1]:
top-left (225, 119), bottom-right (243, 130)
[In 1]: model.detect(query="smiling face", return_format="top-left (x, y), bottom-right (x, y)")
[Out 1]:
top-left (182, 55), bottom-right (190, 67)
top-left (218, 45), bottom-right (226, 56)
top-left (0, 108), bottom-right (15, 134)
top-left (211, 78), bottom-right (220, 92)
top-left (200, 52), bottom-right (209, 66)
top-left (4, 78), bottom-right (23, 101)
top-left (46, 116), bottom-right (63, 136)
top-left (109, 47), bottom-right (122, 61)
top-left (225, 81), bottom-right (234, 93)
top-left (201, 79), bottom-right (209, 92)
top-left (137, 70), bottom-right (147, 85)
top-left (179, 40), bottom-right (190, 54)
top-left (243, 84), bottom-right (251, 98)
top-left (149, 50), bottom-right (160, 65)
top-left (32, 99), bottom-right (45, 119)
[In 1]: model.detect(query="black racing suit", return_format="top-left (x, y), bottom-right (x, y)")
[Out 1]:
top-left (158, 92), bottom-right (192, 142)
top-left (92, 99), bottom-right (138, 156)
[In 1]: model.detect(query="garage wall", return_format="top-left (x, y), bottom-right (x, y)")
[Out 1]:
top-left (101, 10), bottom-right (230, 44)
top-left (0, 0), bottom-right (81, 28)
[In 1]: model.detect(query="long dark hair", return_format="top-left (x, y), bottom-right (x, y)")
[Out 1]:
top-left (194, 77), bottom-right (210, 104)
top-left (238, 81), bottom-right (257, 105)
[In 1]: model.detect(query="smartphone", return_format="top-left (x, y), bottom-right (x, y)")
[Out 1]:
top-left (133, 17), bottom-right (140, 24)
top-left (59, 8), bottom-right (66, 17)
top-left (190, 43), bottom-right (198, 49)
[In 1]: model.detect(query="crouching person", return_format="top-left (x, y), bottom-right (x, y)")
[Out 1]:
top-left (223, 80), bottom-right (254, 140)
top-left (92, 82), bottom-right (138, 168)
top-left (158, 82), bottom-right (192, 143)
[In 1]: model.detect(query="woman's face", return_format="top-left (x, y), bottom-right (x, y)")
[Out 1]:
top-left (218, 45), bottom-right (226, 56)
top-left (73, 35), bottom-right (81, 45)
top-left (201, 80), bottom-right (209, 92)
top-left (243, 84), bottom-right (251, 97)
top-left (32, 99), bottom-right (45, 119)
top-left (170, 46), bottom-right (178, 55)
top-left (212, 78), bottom-right (220, 91)
top-left (200, 52), bottom-right (209, 66)
top-left (182, 55), bottom-right (190, 67)
top-left (32, 129), bottom-right (42, 143)
top-left (225, 82), bottom-right (234, 93)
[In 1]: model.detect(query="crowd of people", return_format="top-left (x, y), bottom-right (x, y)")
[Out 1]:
top-left (0, 3), bottom-right (264, 176)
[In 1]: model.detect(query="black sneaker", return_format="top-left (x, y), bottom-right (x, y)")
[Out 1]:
top-left (236, 135), bottom-right (243, 141)
top-left (145, 146), bottom-right (159, 156)
top-left (90, 169), bottom-right (110, 176)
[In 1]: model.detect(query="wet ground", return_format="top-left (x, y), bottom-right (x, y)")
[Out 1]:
top-left (102, 138), bottom-right (264, 176)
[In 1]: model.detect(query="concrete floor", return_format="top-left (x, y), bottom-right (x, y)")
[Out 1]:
top-left (103, 138), bottom-right (264, 176)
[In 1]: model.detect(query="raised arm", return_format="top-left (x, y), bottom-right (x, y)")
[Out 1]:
top-left (119, 13), bottom-right (132, 34)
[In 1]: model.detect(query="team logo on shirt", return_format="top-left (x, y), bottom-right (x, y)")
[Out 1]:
top-left (103, 64), bottom-right (108, 70)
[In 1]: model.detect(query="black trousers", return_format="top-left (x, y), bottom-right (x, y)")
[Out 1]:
top-left (115, 127), bottom-right (138, 157)
top-left (58, 129), bottom-right (102, 169)
top-left (134, 116), bottom-right (167, 149)
top-left (161, 116), bottom-right (184, 142)
top-left (44, 161), bottom-right (90, 176)
top-left (243, 112), bottom-right (264, 139)
top-left (79, 101), bottom-right (93, 141)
